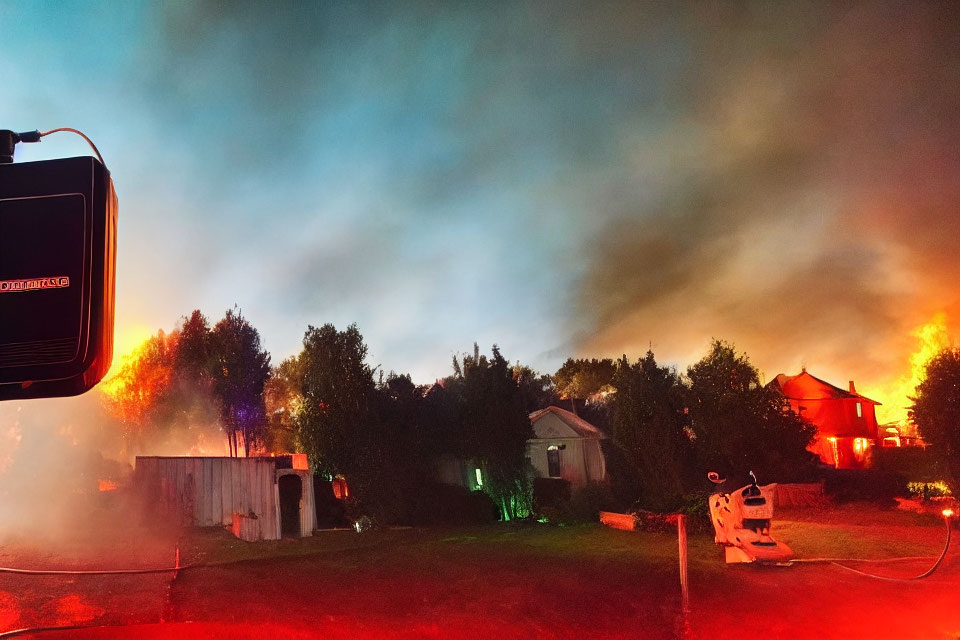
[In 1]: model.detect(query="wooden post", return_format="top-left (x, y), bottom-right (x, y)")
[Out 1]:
top-left (677, 514), bottom-right (689, 614)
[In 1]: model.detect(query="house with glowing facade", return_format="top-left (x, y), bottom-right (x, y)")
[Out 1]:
top-left (770, 371), bottom-right (880, 469)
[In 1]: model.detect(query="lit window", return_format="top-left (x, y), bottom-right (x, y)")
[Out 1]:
top-left (547, 446), bottom-right (561, 478)
top-left (332, 475), bottom-right (349, 499)
top-left (475, 468), bottom-right (483, 488)
top-left (853, 437), bottom-right (868, 460)
top-left (856, 402), bottom-right (862, 418)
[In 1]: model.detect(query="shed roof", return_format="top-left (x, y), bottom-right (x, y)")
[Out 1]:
top-left (528, 405), bottom-right (606, 439)
top-left (771, 371), bottom-right (880, 405)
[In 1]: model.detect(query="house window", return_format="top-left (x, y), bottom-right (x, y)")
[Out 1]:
top-left (547, 446), bottom-right (561, 478)
top-left (853, 437), bottom-right (868, 460)
top-left (474, 468), bottom-right (483, 488)
top-left (856, 402), bottom-right (862, 418)
top-left (332, 475), bottom-right (349, 499)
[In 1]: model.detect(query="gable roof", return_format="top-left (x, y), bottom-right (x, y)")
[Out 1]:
top-left (528, 405), bottom-right (606, 439)
top-left (771, 371), bottom-right (880, 405)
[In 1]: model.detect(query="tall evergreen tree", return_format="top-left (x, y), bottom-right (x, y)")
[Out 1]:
top-left (209, 308), bottom-right (271, 456)
top-left (295, 324), bottom-right (378, 478)
top-left (449, 344), bottom-right (533, 520)
top-left (910, 347), bottom-right (960, 491)
top-left (609, 351), bottom-right (690, 510)
top-left (686, 340), bottom-right (814, 483)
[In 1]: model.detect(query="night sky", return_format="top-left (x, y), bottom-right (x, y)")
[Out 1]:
top-left (4, 1), bottom-right (959, 420)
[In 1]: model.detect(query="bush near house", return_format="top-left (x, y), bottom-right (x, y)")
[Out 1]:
top-left (547, 483), bottom-right (616, 524)
top-left (821, 468), bottom-right (907, 505)
top-left (872, 445), bottom-right (946, 484)
top-left (401, 483), bottom-right (498, 526)
top-left (818, 446), bottom-right (948, 505)
top-left (533, 477), bottom-right (571, 512)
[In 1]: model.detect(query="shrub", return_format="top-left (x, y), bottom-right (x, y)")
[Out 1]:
top-left (906, 481), bottom-right (952, 499)
top-left (555, 482), bottom-right (616, 524)
top-left (533, 477), bottom-right (571, 512)
top-left (821, 468), bottom-right (907, 505)
top-left (599, 440), bottom-right (644, 512)
top-left (873, 446), bottom-right (946, 483)
top-left (400, 482), bottom-right (498, 526)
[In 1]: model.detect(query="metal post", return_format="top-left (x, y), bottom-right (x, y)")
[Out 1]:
top-left (678, 514), bottom-right (689, 613)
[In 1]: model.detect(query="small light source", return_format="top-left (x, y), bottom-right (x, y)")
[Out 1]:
top-left (942, 509), bottom-right (954, 518)
top-left (475, 468), bottom-right (483, 488)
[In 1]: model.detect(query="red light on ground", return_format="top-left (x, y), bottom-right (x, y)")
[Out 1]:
top-left (98, 479), bottom-right (118, 492)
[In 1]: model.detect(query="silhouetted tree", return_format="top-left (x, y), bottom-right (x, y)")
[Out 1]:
top-left (512, 363), bottom-right (560, 414)
top-left (295, 323), bottom-right (378, 478)
top-left (553, 358), bottom-right (616, 415)
top-left (209, 308), bottom-right (271, 456)
top-left (101, 330), bottom-right (178, 452)
top-left (910, 347), bottom-right (960, 491)
top-left (686, 340), bottom-right (815, 483)
top-left (167, 310), bottom-right (220, 437)
top-left (102, 310), bottom-right (229, 455)
top-left (609, 351), bottom-right (691, 510)
top-left (264, 355), bottom-right (303, 453)
top-left (448, 344), bottom-right (533, 520)
top-left (175, 310), bottom-right (213, 380)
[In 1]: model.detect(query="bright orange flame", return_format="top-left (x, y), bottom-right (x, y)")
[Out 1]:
top-left (98, 479), bottom-right (118, 492)
top-left (99, 330), bottom-right (175, 428)
top-left (863, 313), bottom-right (952, 425)
top-left (942, 509), bottom-right (954, 518)
top-left (104, 322), bottom-right (156, 381)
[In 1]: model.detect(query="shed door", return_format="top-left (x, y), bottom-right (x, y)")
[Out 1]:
top-left (279, 474), bottom-right (303, 537)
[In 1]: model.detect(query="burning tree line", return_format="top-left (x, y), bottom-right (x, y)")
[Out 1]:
top-left (104, 309), bottom-right (960, 522)
top-left (102, 309), bottom-right (269, 457)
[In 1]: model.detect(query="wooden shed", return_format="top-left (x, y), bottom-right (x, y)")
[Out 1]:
top-left (134, 455), bottom-right (316, 541)
top-left (527, 406), bottom-right (607, 486)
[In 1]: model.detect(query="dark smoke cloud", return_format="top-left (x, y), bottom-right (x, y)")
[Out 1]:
top-left (573, 2), bottom-right (960, 414)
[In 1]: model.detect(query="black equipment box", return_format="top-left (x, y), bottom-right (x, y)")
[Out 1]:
top-left (0, 156), bottom-right (117, 400)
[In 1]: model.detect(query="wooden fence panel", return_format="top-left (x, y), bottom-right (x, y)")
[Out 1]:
top-left (134, 456), bottom-right (293, 540)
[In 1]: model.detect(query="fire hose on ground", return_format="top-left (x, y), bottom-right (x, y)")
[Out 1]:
top-left (789, 508), bottom-right (954, 582)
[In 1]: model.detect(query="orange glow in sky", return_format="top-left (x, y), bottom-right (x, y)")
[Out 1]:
top-left (105, 323), bottom-right (156, 381)
top-left (862, 314), bottom-right (952, 425)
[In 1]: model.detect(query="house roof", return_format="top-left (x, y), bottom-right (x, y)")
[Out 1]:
top-left (771, 371), bottom-right (880, 405)
top-left (528, 405), bottom-right (606, 439)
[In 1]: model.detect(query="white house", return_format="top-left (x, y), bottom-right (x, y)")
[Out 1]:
top-left (527, 406), bottom-right (607, 486)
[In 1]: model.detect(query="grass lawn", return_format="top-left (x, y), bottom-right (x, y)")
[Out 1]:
top-left (2, 503), bottom-right (958, 639)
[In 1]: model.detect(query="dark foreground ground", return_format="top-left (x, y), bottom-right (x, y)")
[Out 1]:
top-left (0, 504), bottom-right (957, 639)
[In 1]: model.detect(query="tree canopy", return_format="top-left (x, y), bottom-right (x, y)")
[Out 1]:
top-left (264, 355), bottom-right (303, 453)
top-left (553, 358), bottom-right (616, 406)
top-left (210, 309), bottom-right (272, 457)
top-left (910, 347), bottom-right (960, 490)
top-left (686, 340), bottom-right (815, 484)
top-left (294, 323), bottom-right (378, 478)
top-left (609, 351), bottom-right (691, 510)
top-left (102, 308), bottom-right (269, 456)
top-left (447, 344), bottom-right (533, 520)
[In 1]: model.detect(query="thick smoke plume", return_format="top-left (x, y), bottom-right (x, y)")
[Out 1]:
top-left (572, 3), bottom-right (960, 421)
